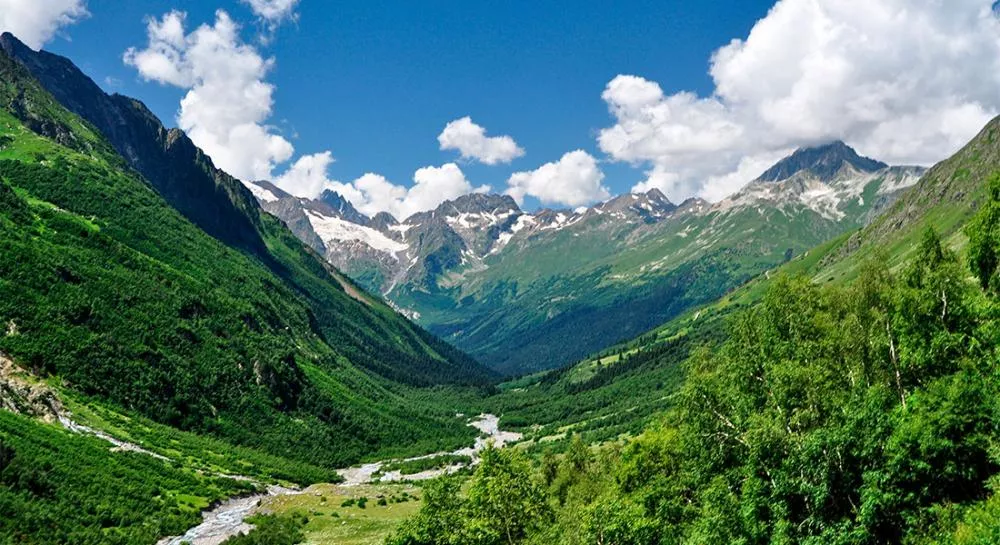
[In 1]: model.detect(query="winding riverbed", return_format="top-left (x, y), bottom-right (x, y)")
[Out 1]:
top-left (156, 485), bottom-right (298, 545)
top-left (155, 413), bottom-right (520, 544)
top-left (339, 413), bottom-right (522, 485)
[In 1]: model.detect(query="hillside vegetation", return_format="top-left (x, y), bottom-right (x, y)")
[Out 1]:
top-left (0, 35), bottom-right (491, 474)
top-left (484, 117), bottom-right (1000, 450)
top-left (393, 215), bottom-right (1000, 544)
top-left (378, 112), bottom-right (1000, 545)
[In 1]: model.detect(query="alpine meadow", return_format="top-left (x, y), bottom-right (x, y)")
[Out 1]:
top-left (2, 1), bottom-right (1000, 544)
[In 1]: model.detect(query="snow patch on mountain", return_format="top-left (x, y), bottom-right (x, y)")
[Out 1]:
top-left (305, 210), bottom-right (409, 256)
top-left (715, 165), bottom-right (924, 222)
top-left (877, 169), bottom-right (923, 195)
top-left (798, 183), bottom-right (846, 221)
top-left (246, 182), bottom-right (279, 203)
top-left (446, 211), bottom-right (515, 229)
top-left (511, 214), bottom-right (536, 233)
top-left (542, 213), bottom-right (570, 230)
top-left (388, 223), bottom-right (415, 236)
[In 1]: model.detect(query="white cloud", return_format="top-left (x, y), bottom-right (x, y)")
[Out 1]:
top-left (505, 150), bottom-right (609, 207)
top-left (242, 0), bottom-right (298, 41)
top-left (600, 0), bottom-right (1000, 202)
top-left (320, 163), bottom-right (489, 220)
top-left (438, 116), bottom-right (525, 165)
top-left (124, 10), bottom-right (294, 183)
top-left (243, 0), bottom-right (300, 24)
top-left (277, 158), bottom-right (490, 220)
top-left (276, 151), bottom-right (336, 198)
top-left (409, 163), bottom-right (490, 215)
top-left (124, 10), bottom-right (491, 221)
top-left (0, 0), bottom-right (88, 50)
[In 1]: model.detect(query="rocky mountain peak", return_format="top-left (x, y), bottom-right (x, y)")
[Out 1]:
top-left (371, 212), bottom-right (399, 231)
top-left (756, 140), bottom-right (888, 183)
top-left (677, 196), bottom-right (710, 215)
top-left (319, 190), bottom-right (371, 225)
top-left (436, 193), bottom-right (521, 217)
top-left (595, 188), bottom-right (676, 221)
top-left (643, 187), bottom-right (670, 203)
top-left (0, 32), bottom-right (26, 57)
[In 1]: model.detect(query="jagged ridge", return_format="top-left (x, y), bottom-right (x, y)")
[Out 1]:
top-left (253, 140), bottom-right (923, 374)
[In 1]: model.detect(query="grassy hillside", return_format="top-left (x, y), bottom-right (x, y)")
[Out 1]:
top-left (396, 231), bottom-right (1000, 544)
top-left (0, 38), bottom-right (491, 472)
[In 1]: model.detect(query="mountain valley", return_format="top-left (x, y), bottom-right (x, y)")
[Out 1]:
top-left (3, 3), bottom-right (1000, 543)
top-left (252, 142), bottom-right (924, 374)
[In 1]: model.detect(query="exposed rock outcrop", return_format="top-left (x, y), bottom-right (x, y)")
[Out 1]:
top-left (0, 353), bottom-right (63, 423)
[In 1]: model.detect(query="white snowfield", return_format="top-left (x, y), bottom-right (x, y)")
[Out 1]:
top-left (245, 182), bottom-right (279, 203)
top-left (305, 210), bottom-right (409, 254)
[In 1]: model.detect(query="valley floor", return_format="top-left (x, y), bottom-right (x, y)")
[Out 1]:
top-left (149, 414), bottom-right (522, 545)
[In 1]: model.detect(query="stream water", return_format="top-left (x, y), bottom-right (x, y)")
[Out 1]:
top-left (152, 414), bottom-right (520, 544)
top-left (156, 486), bottom-right (297, 545)
top-left (338, 413), bottom-right (522, 485)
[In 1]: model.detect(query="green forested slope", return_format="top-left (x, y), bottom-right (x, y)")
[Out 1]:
top-left (0, 31), bottom-right (491, 390)
top-left (0, 410), bottom-right (255, 544)
top-left (0, 37), bottom-right (489, 472)
top-left (394, 212), bottom-right (1000, 545)
top-left (385, 116), bottom-right (1000, 545)
top-left (486, 117), bottom-right (1000, 449)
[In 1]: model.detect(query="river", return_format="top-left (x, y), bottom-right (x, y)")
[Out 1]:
top-left (153, 413), bottom-right (520, 545)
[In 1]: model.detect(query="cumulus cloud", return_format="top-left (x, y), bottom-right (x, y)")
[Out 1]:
top-left (275, 150), bottom-right (336, 198)
top-left (124, 10), bottom-right (490, 220)
top-left (242, 0), bottom-right (298, 40)
top-left (438, 116), bottom-right (525, 165)
top-left (505, 150), bottom-right (609, 207)
top-left (277, 155), bottom-right (488, 220)
top-left (243, 0), bottom-right (299, 24)
top-left (0, 0), bottom-right (88, 50)
top-left (124, 10), bottom-right (294, 183)
top-left (320, 163), bottom-right (489, 220)
top-left (599, 0), bottom-right (1000, 202)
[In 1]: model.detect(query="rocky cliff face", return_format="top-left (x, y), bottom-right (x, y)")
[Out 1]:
top-left (1, 32), bottom-right (267, 255)
top-left (0, 354), bottom-right (63, 424)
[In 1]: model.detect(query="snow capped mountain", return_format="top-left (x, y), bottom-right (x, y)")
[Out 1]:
top-left (716, 143), bottom-right (924, 221)
top-left (249, 142), bottom-right (926, 374)
top-left (591, 188), bottom-right (677, 223)
top-left (755, 141), bottom-right (888, 183)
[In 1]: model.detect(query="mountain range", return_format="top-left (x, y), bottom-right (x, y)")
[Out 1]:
top-left (490, 113), bottom-right (1000, 461)
top-left (251, 140), bottom-right (924, 374)
top-left (6, 26), bottom-right (1000, 545)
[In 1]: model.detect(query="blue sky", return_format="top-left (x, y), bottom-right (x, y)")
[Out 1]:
top-left (5, 0), bottom-right (1000, 218)
top-left (42, 0), bottom-right (772, 209)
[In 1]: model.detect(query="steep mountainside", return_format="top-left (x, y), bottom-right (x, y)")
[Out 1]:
top-left (487, 116), bottom-right (1000, 450)
top-left (0, 34), bottom-right (493, 471)
top-left (256, 141), bottom-right (924, 374)
top-left (817, 118), bottom-right (1000, 280)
